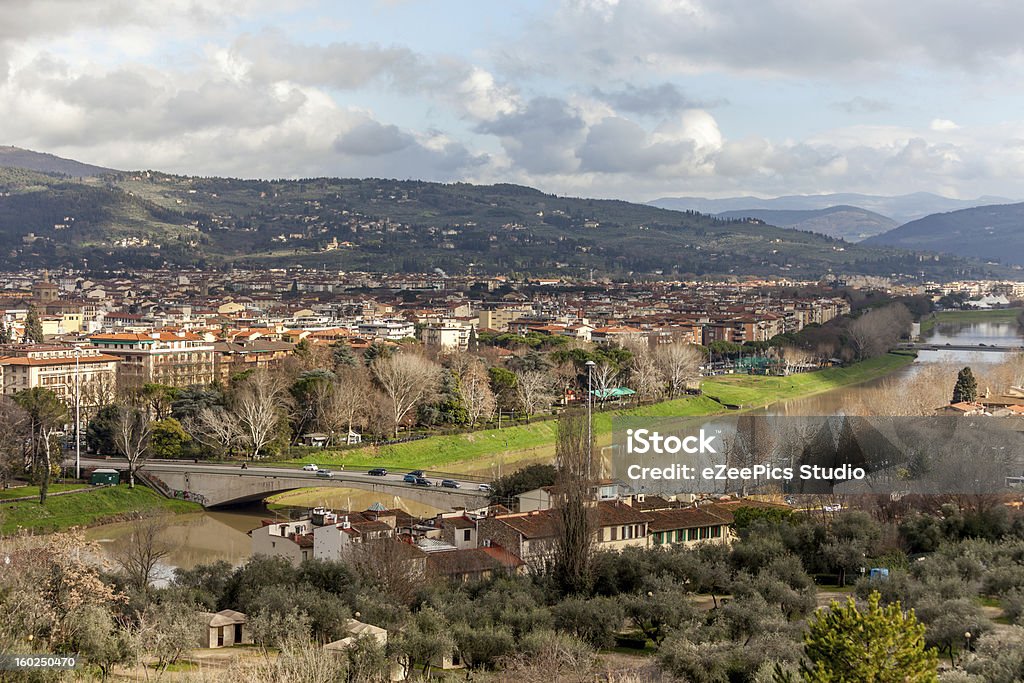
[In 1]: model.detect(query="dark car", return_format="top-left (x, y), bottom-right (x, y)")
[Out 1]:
top-left (413, 477), bottom-right (432, 487)
top-left (409, 470), bottom-right (425, 477)
top-left (441, 479), bottom-right (460, 489)
top-left (403, 473), bottom-right (418, 483)
top-left (368, 468), bottom-right (388, 476)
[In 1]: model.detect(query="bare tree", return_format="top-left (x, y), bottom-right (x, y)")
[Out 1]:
top-left (316, 367), bottom-right (372, 443)
top-left (554, 410), bottom-right (595, 595)
top-left (111, 514), bottom-right (173, 591)
top-left (233, 372), bottom-right (289, 459)
top-left (590, 361), bottom-right (620, 406)
top-left (781, 346), bottom-right (816, 372)
top-left (457, 360), bottom-right (496, 427)
top-left (347, 537), bottom-right (424, 605)
top-left (112, 404), bottom-right (152, 488)
top-left (12, 388), bottom-right (66, 503)
top-left (371, 353), bottom-right (441, 438)
top-left (847, 303), bottom-right (912, 360)
top-left (655, 342), bottom-right (703, 398)
top-left (188, 406), bottom-right (241, 458)
top-left (628, 350), bottom-right (664, 404)
top-left (514, 369), bottom-right (555, 422)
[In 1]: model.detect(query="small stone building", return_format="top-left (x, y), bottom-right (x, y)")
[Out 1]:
top-left (198, 609), bottom-right (252, 648)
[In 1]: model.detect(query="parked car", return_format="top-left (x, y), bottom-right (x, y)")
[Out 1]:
top-left (441, 479), bottom-right (460, 489)
top-left (302, 463), bottom-right (319, 472)
top-left (403, 473), bottom-right (418, 483)
top-left (368, 468), bottom-right (388, 476)
top-left (477, 483), bottom-right (492, 492)
top-left (316, 469), bottom-right (333, 478)
top-left (413, 477), bottom-right (432, 487)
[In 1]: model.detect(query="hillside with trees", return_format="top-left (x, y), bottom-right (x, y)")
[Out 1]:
top-left (0, 155), bottom-right (1009, 279)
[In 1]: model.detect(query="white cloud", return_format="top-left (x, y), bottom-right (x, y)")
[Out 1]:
top-left (930, 118), bottom-right (960, 132)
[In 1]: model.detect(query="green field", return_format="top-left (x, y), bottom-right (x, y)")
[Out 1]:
top-left (277, 353), bottom-right (913, 473)
top-left (919, 308), bottom-right (1022, 335)
top-left (0, 485), bottom-right (200, 534)
top-left (699, 352), bottom-right (917, 408)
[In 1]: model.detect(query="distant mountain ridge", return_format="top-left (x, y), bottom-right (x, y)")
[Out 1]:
top-left (650, 192), bottom-right (1016, 224)
top-left (714, 205), bottom-right (897, 242)
top-left (0, 145), bottom-right (118, 177)
top-left (863, 202), bottom-right (1024, 266)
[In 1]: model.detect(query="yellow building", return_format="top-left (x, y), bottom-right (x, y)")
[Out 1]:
top-left (0, 344), bottom-right (119, 410)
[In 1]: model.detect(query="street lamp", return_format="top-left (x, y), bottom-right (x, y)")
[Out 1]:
top-left (585, 360), bottom-right (595, 477)
top-left (73, 345), bottom-right (81, 480)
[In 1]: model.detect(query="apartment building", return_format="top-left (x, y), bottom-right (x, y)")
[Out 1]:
top-left (89, 331), bottom-right (216, 388)
top-left (0, 344), bottom-right (119, 410)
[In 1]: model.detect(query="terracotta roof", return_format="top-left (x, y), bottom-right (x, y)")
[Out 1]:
top-left (0, 353), bottom-right (120, 366)
top-left (644, 506), bottom-right (732, 533)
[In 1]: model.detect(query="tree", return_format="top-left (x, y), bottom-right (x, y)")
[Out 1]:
top-left (952, 366), bottom-right (979, 404)
top-left (112, 404), bottom-right (152, 488)
top-left (590, 360), bottom-right (619, 405)
top-left (139, 597), bottom-right (200, 673)
top-left (457, 360), bottom-right (496, 426)
top-left (112, 514), bottom-right (172, 591)
top-left (138, 383), bottom-right (179, 420)
top-left (23, 305), bottom-right (44, 343)
top-left (792, 592), bottom-right (938, 682)
top-left (0, 397), bottom-right (28, 489)
top-left (233, 372), bottom-right (289, 459)
top-left (188, 406), bottom-right (240, 458)
top-left (553, 410), bottom-right (594, 595)
top-left (371, 352), bottom-right (440, 438)
top-left (846, 304), bottom-right (912, 360)
top-left (150, 418), bottom-right (191, 459)
top-left (13, 387), bottom-right (67, 503)
top-left (514, 369), bottom-right (553, 422)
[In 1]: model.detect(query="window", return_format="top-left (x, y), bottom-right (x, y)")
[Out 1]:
top-left (463, 529), bottom-right (471, 542)
top-left (610, 526), bottom-right (617, 541)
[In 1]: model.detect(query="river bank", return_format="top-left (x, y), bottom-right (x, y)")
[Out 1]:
top-left (275, 351), bottom-right (917, 475)
top-left (0, 485), bottom-right (200, 534)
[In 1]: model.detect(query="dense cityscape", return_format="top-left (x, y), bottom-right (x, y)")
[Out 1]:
top-left (6, 1), bottom-right (1024, 682)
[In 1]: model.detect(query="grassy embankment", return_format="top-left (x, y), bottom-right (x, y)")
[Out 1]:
top-left (0, 485), bottom-right (200, 534)
top-left (275, 352), bottom-right (916, 475)
top-left (919, 308), bottom-right (1022, 336)
top-left (0, 483), bottom-right (89, 500)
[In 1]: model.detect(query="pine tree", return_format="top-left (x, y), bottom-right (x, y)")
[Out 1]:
top-left (784, 592), bottom-right (938, 682)
top-left (952, 366), bottom-right (978, 404)
top-left (23, 305), bottom-right (44, 343)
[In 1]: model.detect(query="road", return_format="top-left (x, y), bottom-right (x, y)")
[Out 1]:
top-left (70, 457), bottom-right (491, 495)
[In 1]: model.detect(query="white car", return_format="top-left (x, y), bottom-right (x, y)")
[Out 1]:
top-left (478, 483), bottom-right (492, 492)
top-left (302, 463), bottom-right (319, 472)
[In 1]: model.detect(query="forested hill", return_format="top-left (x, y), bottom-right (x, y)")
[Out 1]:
top-left (0, 159), bottom-right (1004, 279)
top-left (863, 202), bottom-right (1024, 266)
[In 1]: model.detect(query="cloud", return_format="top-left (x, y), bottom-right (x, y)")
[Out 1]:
top-left (930, 118), bottom-right (960, 131)
top-left (477, 97), bottom-right (586, 174)
top-left (334, 119), bottom-right (413, 156)
top-left (831, 97), bottom-right (892, 114)
top-left (526, 1), bottom-right (1024, 80)
top-left (590, 83), bottom-right (724, 116)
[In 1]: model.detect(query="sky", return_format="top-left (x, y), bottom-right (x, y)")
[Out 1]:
top-left (3, 0), bottom-right (1024, 202)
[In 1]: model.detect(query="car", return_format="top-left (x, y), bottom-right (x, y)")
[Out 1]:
top-left (409, 470), bottom-right (425, 477)
top-left (477, 483), bottom-right (492, 492)
top-left (441, 479), bottom-right (460, 489)
top-left (413, 477), bottom-right (432, 487)
top-left (302, 463), bottom-right (319, 472)
top-left (316, 469), bottom-right (333, 478)
top-left (367, 468), bottom-right (388, 476)
top-left (403, 473), bottom-right (418, 483)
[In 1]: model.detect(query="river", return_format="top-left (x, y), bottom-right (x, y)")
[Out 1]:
top-left (86, 317), bottom-right (1024, 577)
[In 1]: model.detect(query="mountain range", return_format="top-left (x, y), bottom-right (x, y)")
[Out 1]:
top-left (649, 192), bottom-right (1016, 225)
top-left (0, 146), bottom-right (1013, 279)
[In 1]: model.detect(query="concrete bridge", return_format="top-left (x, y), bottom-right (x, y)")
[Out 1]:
top-left (899, 342), bottom-right (1024, 353)
top-left (77, 458), bottom-right (490, 509)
